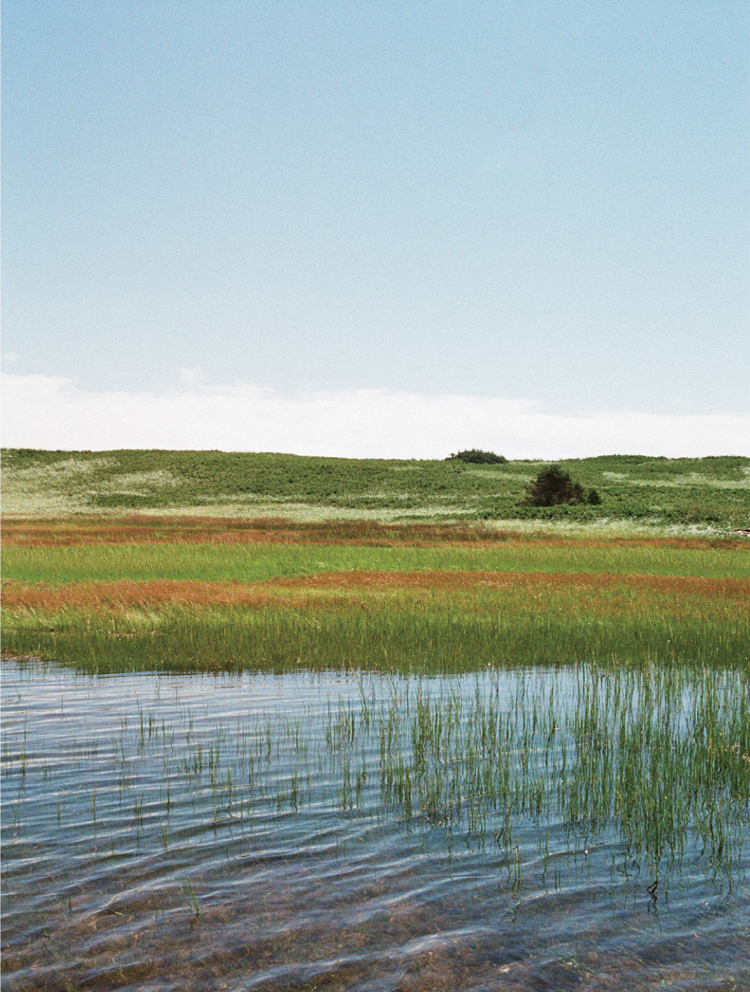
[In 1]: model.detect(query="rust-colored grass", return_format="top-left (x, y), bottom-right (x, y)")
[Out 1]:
top-left (2, 516), bottom-right (507, 547)
top-left (2, 579), bottom-right (277, 611)
top-left (2, 515), bottom-right (743, 551)
top-left (276, 568), bottom-right (749, 598)
top-left (4, 570), bottom-right (747, 625)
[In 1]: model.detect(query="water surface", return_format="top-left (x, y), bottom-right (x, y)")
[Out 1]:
top-left (2, 660), bottom-right (748, 991)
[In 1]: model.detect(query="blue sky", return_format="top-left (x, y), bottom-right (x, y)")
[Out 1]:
top-left (3, 1), bottom-right (749, 455)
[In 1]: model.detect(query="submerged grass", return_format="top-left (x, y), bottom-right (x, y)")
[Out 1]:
top-left (6, 664), bottom-right (746, 891)
top-left (370, 666), bottom-right (750, 886)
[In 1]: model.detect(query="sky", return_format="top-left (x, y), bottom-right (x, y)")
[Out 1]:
top-left (3, 0), bottom-right (749, 458)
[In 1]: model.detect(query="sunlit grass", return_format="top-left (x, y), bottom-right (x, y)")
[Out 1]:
top-left (4, 572), bottom-right (747, 673)
top-left (3, 515), bottom-right (747, 673)
top-left (4, 531), bottom-right (748, 586)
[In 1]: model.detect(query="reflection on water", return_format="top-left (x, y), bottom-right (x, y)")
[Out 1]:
top-left (2, 660), bottom-right (749, 991)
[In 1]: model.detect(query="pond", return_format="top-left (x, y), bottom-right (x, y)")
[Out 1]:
top-left (2, 659), bottom-right (749, 991)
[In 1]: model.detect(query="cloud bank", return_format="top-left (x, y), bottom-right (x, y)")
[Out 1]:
top-left (2, 373), bottom-right (747, 460)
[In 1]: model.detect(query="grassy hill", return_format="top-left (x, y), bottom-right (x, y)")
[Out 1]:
top-left (2, 448), bottom-right (749, 532)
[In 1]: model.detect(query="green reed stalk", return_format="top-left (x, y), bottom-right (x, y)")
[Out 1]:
top-left (5, 601), bottom-right (747, 673)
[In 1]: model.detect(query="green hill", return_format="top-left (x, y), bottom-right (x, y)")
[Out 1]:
top-left (2, 448), bottom-right (749, 532)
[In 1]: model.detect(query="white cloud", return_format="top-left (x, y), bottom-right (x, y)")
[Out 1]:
top-left (1, 372), bottom-right (748, 459)
top-left (178, 367), bottom-right (204, 386)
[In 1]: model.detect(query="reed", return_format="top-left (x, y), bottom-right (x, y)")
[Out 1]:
top-left (4, 590), bottom-right (747, 673)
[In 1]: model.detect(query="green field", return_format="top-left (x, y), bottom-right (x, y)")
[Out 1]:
top-left (5, 535), bottom-right (750, 584)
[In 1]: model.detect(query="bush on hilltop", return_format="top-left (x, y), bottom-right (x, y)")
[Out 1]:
top-left (447, 449), bottom-right (507, 465)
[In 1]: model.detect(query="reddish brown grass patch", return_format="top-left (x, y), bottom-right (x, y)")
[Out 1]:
top-left (273, 568), bottom-right (750, 599)
top-left (4, 570), bottom-right (747, 620)
top-left (3, 515), bottom-right (745, 551)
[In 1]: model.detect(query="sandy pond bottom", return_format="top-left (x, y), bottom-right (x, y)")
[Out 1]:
top-left (2, 661), bottom-right (748, 992)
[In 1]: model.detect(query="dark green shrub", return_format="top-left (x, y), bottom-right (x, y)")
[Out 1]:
top-left (524, 465), bottom-right (586, 506)
top-left (447, 449), bottom-right (507, 464)
top-left (587, 488), bottom-right (602, 505)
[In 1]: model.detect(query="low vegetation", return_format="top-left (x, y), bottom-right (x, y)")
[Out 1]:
top-left (2, 516), bottom-right (748, 674)
top-left (2, 448), bottom-right (749, 530)
top-left (2, 450), bottom-right (747, 673)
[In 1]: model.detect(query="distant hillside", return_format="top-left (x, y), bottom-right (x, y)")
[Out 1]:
top-left (2, 449), bottom-right (749, 531)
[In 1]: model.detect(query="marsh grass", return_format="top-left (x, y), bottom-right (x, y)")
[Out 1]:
top-left (4, 515), bottom-right (747, 550)
top-left (4, 583), bottom-right (747, 673)
top-left (3, 496), bottom-right (747, 988)
top-left (370, 667), bottom-right (750, 888)
top-left (3, 516), bottom-right (746, 672)
top-left (4, 524), bottom-right (748, 586)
